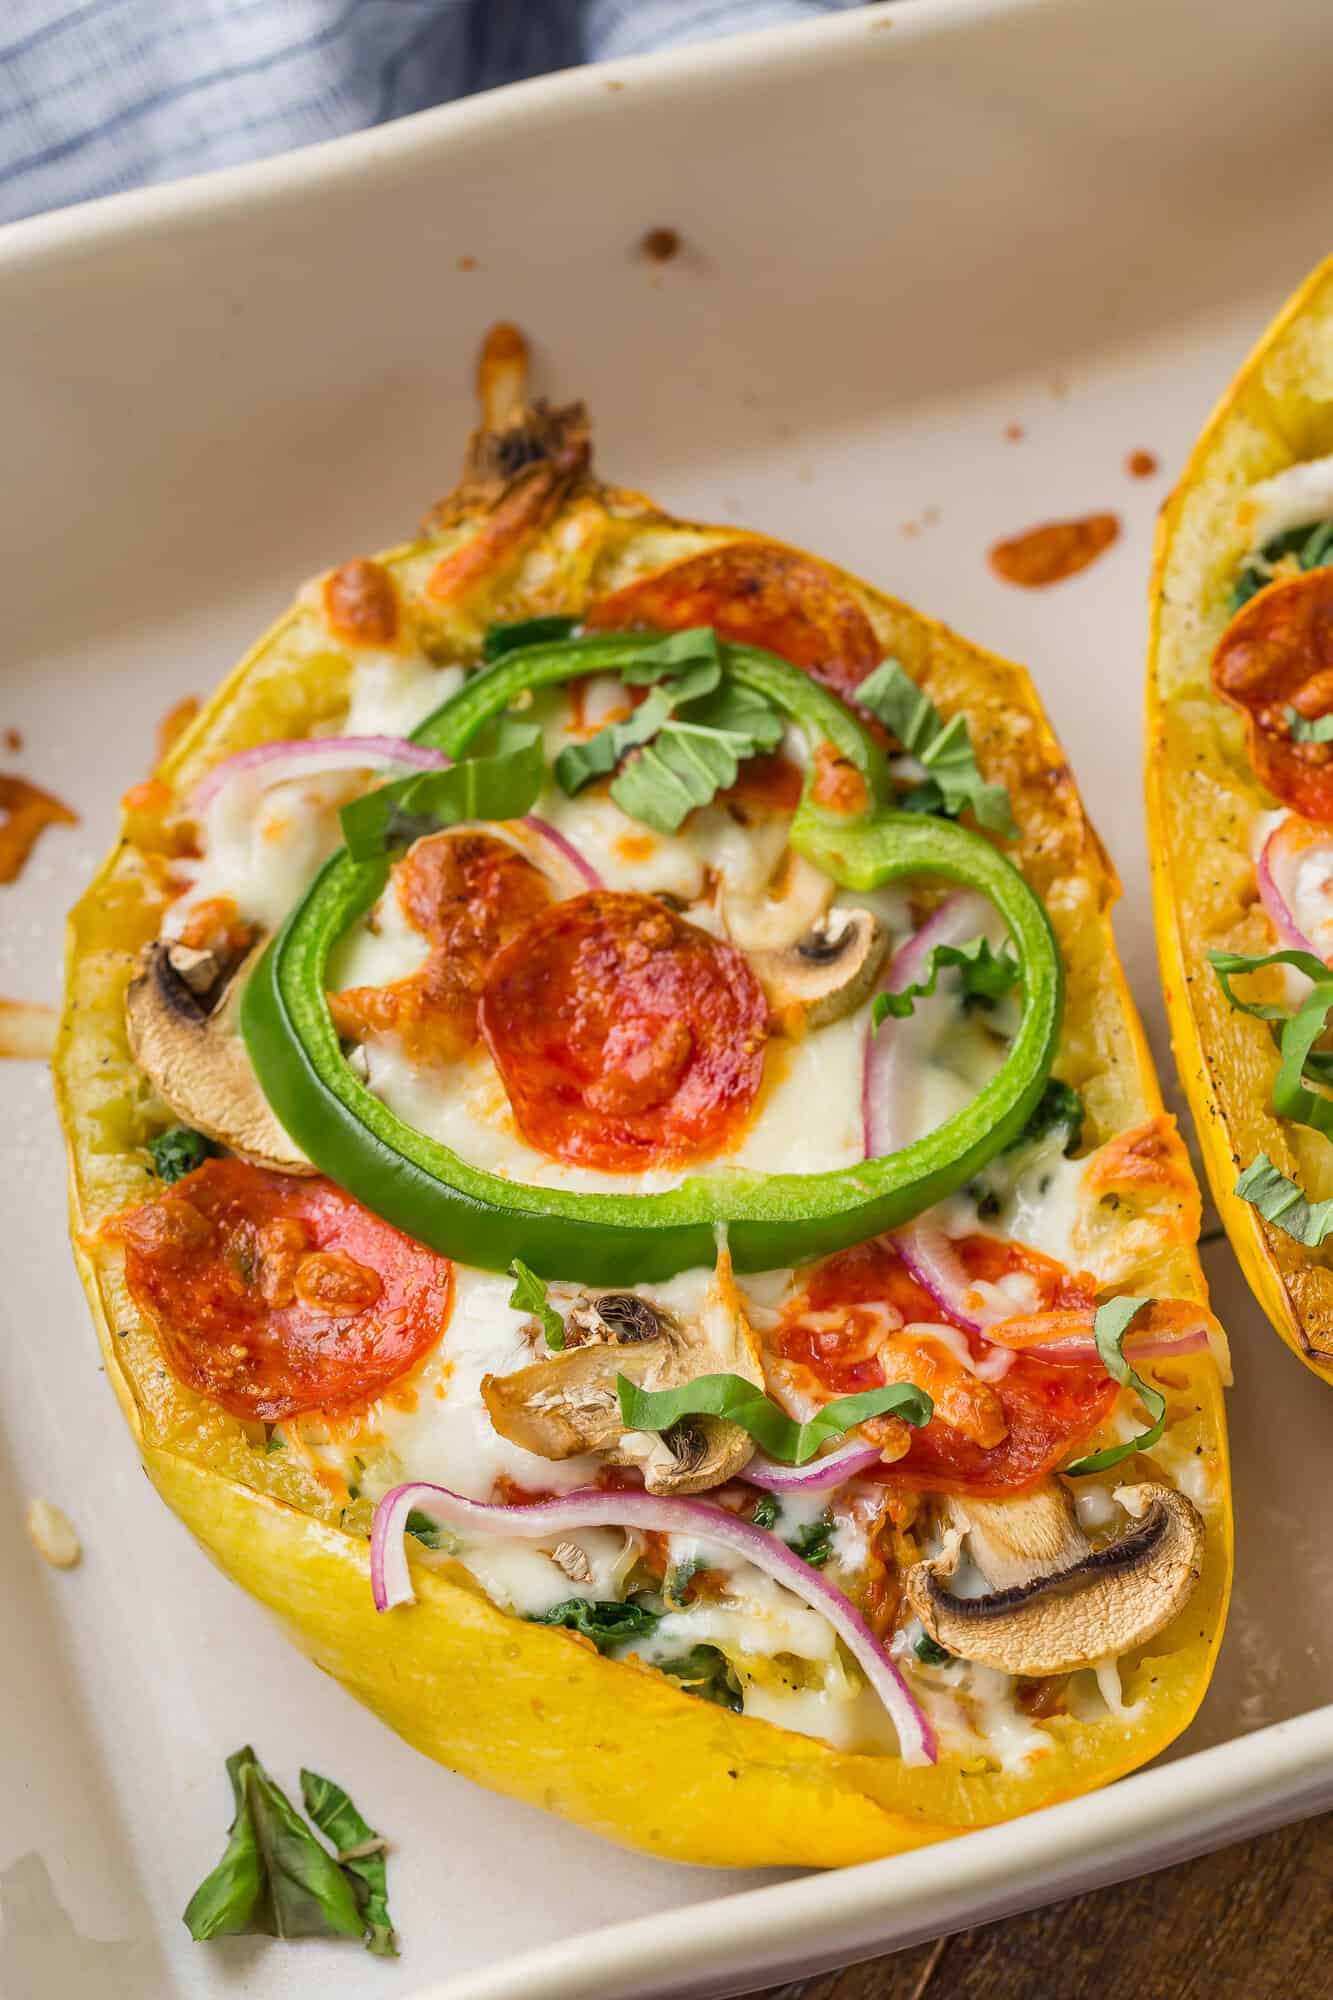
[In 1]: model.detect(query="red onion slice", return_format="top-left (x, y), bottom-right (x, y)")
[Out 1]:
top-left (862, 889), bottom-right (1000, 1160)
top-left (982, 1305), bottom-right (1220, 1371)
top-left (1258, 816), bottom-right (1333, 959)
top-left (191, 735), bottom-right (450, 813)
top-left (370, 1480), bottom-right (936, 1765)
top-left (189, 733), bottom-right (603, 889)
top-left (742, 1441), bottom-right (885, 1492)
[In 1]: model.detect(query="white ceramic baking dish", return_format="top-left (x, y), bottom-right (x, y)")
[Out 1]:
top-left (4, 1), bottom-right (1333, 1994)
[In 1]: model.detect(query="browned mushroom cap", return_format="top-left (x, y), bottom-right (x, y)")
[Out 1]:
top-left (904, 1481), bottom-right (1205, 1677)
top-left (125, 939), bottom-right (312, 1174)
top-left (481, 1267), bottom-right (763, 1496)
top-left (721, 854), bottom-right (886, 1028)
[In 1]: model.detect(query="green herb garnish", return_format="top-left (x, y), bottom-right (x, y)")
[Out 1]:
top-left (870, 936), bottom-right (1020, 1029)
top-left (786, 1519), bottom-right (835, 1568)
top-left (1008, 1077), bottom-right (1085, 1155)
top-left (655, 1644), bottom-right (743, 1712)
top-left (300, 1770), bottom-right (397, 1958)
top-left (616, 1372), bottom-right (931, 1466)
top-left (1233, 1153), bottom-right (1333, 1245)
top-left (482, 614), bottom-right (579, 661)
top-left (1209, 946), bottom-right (1333, 1139)
top-left (529, 1597), bottom-right (661, 1650)
top-left (663, 1555), bottom-right (707, 1611)
top-left (914, 1633), bottom-right (953, 1667)
top-left (1232, 518), bottom-right (1333, 611)
top-left (147, 1125), bottom-right (214, 1183)
top-left (339, 719), bottom-right (544, 860)
top-left (750, 1493), bottom-right (780, 1530)
top-left (857, 659), bottom-right (1017, 837)
top-left (405, 1508), bottom-right (446, 1548)
top-left (1063, 1296), bottom-right (1167, 1475)
top-left (183, 1747), bottom-right (380, 1951)
top-left (508, 1257), bottom-right (565, 1349)
top-left (1286, 707), bottom-right (1333, 744)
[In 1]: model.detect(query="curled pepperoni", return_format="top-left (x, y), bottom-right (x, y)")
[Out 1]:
top-left (1213, 568), bottom-right (1333, 820)
top-left (775, 1237), bottom-right (1111, 1496)
top-left (478, 890), bottom-right (768, 1170)
top-left (330, 829), bottom-right (553, 1069)
top-left (105, 1157), bottom-right (452, 1419)
top-left (584, 542), bottom-right (881, 709)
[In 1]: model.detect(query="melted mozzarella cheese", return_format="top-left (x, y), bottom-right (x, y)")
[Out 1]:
top-left (166, 768), bottom-right (363, 939)
top-left (342, 652), bottom-right (464, 738)
top-left (1241, 452), bottom-right (1333, 549)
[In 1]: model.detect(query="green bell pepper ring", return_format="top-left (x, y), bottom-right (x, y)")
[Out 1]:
top-left (241, 634), bottom-right (1062, 1285)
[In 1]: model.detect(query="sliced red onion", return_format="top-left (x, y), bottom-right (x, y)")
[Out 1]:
top-left (189, 733), bottom-right (603, 889)
top-left (893, 1221), bottom-right (1009, 1336)
top-left (742, 1441), bottom-right (885, 1492)
top-left (191, 735), bottom-right (450, 812)
top-left (862, 889), bottom-right (999, 1159)
top-left (982, 1310), bottom-right (1216, 1369)
top-left (370, 1481), bottom-right (936, 1765)
top-left (1258, 816), bottom-right (1330, 958)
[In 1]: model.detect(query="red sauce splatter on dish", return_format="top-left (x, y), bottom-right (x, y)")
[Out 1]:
top-left (479, 889), bottom-right (767, 1172)
top-left (1127, 449), bottom-right (1159, 479)
top-left (1004, 423), bottom-right (1025, 443)
top-left (0, 775), bottom-right (77, 885)
top-left (106, 1157), bottom-right (452, 1420)
top-left (641, 228), bottom-right (681, 263)
top-left (4, 728), bottom-right (22, 752)
top-left (988, 513), bottom-right (1120, 589)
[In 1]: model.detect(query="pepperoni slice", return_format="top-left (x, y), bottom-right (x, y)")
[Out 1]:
top-left (106, 1157), bottom-right (452, 1420)
top-left (584, 543), bottom-right (881, 710)
top-left (1212, 567), bottom-right (1333, 820)
top-left (329, 829), bottom-right (553, 1069)
top-left (478, 889), bottom-right (768, 1170)
top-left (774, 1237), bottom-right (1113, 1496)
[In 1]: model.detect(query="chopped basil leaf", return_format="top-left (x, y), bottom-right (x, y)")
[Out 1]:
top-left (508, 1257), bottom-right (565, 1349)
top-left (655, 1643), bottom-right (743, 1712)
top-left (1209, 946), bottom-right (1333, 1141)
top-left (871, 936), bottom-right (1020, 1029)
top-left (857, 659), bottom-right (1017, 838)
top-left (914, 1633), bottom-right (953, 1667)
top-left (1232, 518), bottom-right (1333, 611)
top-left (528, 1597), bottom-right (661, 1650)
top-left (1233, 1152), bottom-right (1333, 1245)
top-left (339, 719), bottom-right (545, 860)
top-left (1286, 707), bottom-right (1333, 744)
top-left (405, 1508), bottom-right (445, 1548)
top-left (482, 614), bottom-right (579, 661)
top-left (553, 682), bottom-right (681, 795)
top-left (616, 1371), bottom-right (931, 1466)
top-left (618, 627), bottom-right (724, 681)
top-left (1008, 1077), bottom-right (1085, 1155)
top-left (264, 1431), bottom-right (285, 1454)
top-left (787, 1519), bottom-right (834, 1567)
top-left (663, 1555), bottom-right (707, 1611)
top-left (609, 680), bottom-right (785, 834)
top-left (147, 1125), bottom-right (214, 1183)
top-left (183, 1747), bottom-right (366, 1947)
top-left (1063, 1297), bottom-right (1167, 1476)
top-left (750, 1492), bottom-right (780, 1530)
top-left (300, 1770), bottom-right (397, 1959)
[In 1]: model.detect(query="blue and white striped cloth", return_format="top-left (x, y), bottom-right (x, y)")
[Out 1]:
top-left (0, 0), bottom-right (863, 226)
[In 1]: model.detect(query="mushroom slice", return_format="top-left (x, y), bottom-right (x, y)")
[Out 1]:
top-left (904, 1480), bottom-right (1205, 1678)
top-left (749, 906), bottom-right (888, 1029)
top-left (481, 1259), bottom-right (763, 1496)
top-left (720, 850), bottom-right (835, 955)
top-left (126, 939), bottom-right (312, 1175)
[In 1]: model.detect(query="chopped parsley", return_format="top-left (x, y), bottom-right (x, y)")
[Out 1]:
top-left (147, 1124), bottom-right (214, 1183)
top-left (656, 1644), bottom-right (743, 1713)
top-left (528, 1598), bottom-right (661, 1650)
top-left (1232, 518), bottom-right (1333, 611)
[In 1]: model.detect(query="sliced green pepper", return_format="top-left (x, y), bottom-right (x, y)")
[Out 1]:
top-left (242, 634), bottom-right (1061, 1284)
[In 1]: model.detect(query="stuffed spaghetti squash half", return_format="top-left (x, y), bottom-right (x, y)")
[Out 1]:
top-left (57, 327), bottom-right (1230, 1866)
top-left (1149, 254), bottom-right (1333, 1380)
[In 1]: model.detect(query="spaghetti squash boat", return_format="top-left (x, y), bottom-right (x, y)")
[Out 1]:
top-left (1149, 254), bottom-right (1333, 1379)
top-left (57, 327), bottom-right (1230, 1867)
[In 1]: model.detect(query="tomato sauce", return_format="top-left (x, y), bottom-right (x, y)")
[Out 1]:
top-left (0, 775), bottom-right (77, 885)
top-left (106, 1157), bottom-right (452, 1420)
top-left (988, 514), bottom-right (1120, 589)
top-left (1212, 568), bottom-right (1333, 820)
top-left (479, 889), bottom-right (768, 1170)
top-left (775, 1237), bottom-right (1113, 1496)
top-left (330, 829), bottom-right (553, 1069)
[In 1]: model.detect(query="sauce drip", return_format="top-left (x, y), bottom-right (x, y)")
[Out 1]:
top-left (0, 775), bottom-right (77, 885)
top-left (989, 513), bottom-right (1120, 589)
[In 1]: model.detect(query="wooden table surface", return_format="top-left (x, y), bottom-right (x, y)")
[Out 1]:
top-left (755, 1810), bottom-right (1333, 1999)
